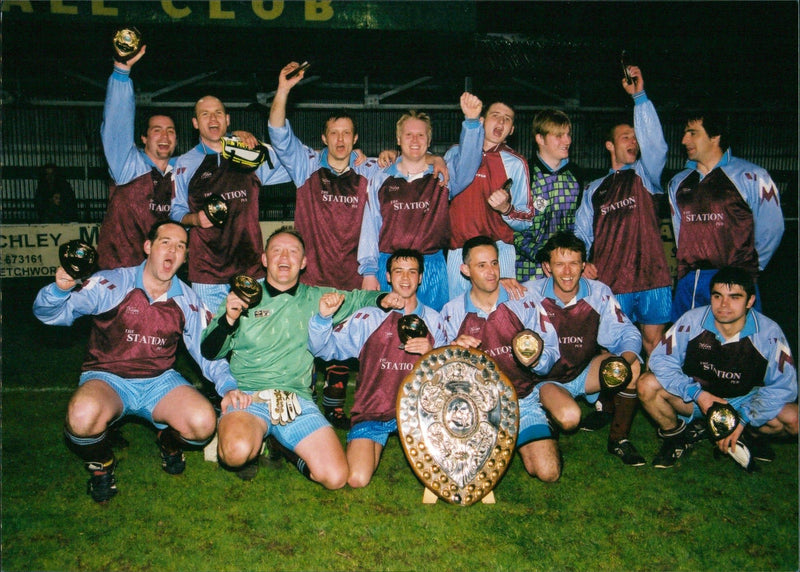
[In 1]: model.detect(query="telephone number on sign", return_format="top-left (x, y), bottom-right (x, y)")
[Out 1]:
top-left (5, 254), bottom-right (44, 265)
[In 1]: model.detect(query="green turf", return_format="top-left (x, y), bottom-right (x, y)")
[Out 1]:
top-left (2, 283), bottom-right (798, 571)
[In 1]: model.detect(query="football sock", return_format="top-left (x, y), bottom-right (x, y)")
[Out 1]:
top-left (658, 419), bottom-right (687, 439)
top-left (322, 364), bottom-right (349, 411)
top-left (64, 426), bottom-right (114, 471)
top-left (609, 391), bottom-right (638, 441)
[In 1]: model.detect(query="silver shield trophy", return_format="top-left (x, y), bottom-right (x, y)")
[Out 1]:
top-left (397, 346), bottom-right (519, 506)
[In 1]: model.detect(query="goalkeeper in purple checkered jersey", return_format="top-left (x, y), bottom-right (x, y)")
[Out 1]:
top-left (33, 221), bottom-right (236, 504)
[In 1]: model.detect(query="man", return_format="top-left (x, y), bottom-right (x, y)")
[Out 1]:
top-left (170, 95), bottom-right (291, 311)
top-left (308, 249), bottom-right (447, 488)
top-left (440, 236), bottom-right (562, 481)
top-left (575, 65), bottom-right (672, 431)
top-left (639, 266), bottom-right (797, 469)
top-left (514, 109), bottom-right (584, 282)
top-left (445, 101), bottom-right (531, 299)
top-left (267, 61), bottom-right (388, 428)
top-left (200, 227), bottom-right (403, 487)
top-left (32, 220), bottom-right (233, 503)
top-left (667, 110), bottom-right (784, 320)
top-left (358, 94), bottom-right (484, 311)
top-left (97, 46), bottom-right (176, 269)
top-left (524, 231), bottom-right (646, 467)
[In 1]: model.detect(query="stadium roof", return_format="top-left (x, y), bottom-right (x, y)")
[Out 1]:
top-left (3, 1), bottom-right (798, 111)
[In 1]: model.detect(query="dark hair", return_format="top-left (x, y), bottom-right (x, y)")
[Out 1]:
top-left (605, 121), bottom-right (631, 144)
top-left (710, 266), bottom-right (755, 299)
top-left (537, 230), bottom-right (587, 264)
top-left (147, 219), bottom-right (186, 242)
top-left (140, 113), bottom-right (177, 140)
top-left (685, 110), bottom-right (729, 151)
top-left (461, 235), bottom-right (497, 263)
top-left (323, 111), bottom-right (358, 138)
top-left (386, 249), bottom-right (424, 275)
top-left (265, 225), bottom-right (305, 252)
top-left (482, 101), bottom-right (515, 119)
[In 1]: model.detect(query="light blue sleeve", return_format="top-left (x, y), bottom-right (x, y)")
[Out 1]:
top-left (743, 167), bottom-right (784, 270)
top-left (574, 179), bottom-right (599, 251)
top-left (266, 120), bottom-right (319, 187)
top-left (499, 153), bottom-right (533, 231)
top-left (32, 270), bottom-right (128, 326)
top-left (357, 172), bottom-right (389, 276)
top-left (594, 285), bottom-right (643, 360)
top-left (255, 144), bottom-right (292, 186)
top-left (740, 323), bottom-right (797, 426)
top-left (101, 66), bottom-right (149, 185)
top-left (308, 309), bottom-right (381, 361)
top-left (632, 92), bottom-right (668, 194)
top-left (648, 315), bottom-right (703, 402)
top-left (445, 119), bottom-right (484, 198)
top-left (177, 288), bottom-right (238, 396)
top-left (423, 307), bottom-right (449, 349)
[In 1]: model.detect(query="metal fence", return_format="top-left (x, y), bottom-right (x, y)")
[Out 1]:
top-left (2, 105), bottom-right (796, 224)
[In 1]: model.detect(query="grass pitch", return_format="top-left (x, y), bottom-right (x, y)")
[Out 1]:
top-left (2, 280), bottom-right (798, 571)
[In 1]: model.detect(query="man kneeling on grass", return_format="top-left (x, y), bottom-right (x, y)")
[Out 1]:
top-left (200, 226), bottom-right (401, 487)
top-left (639, 266), bottom-right (797, 470)
top-left (307, 249), bottom-right (447, 488)
top-left (33, 221), bottom-right (234, 504)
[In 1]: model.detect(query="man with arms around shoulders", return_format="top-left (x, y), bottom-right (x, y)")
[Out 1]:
top-left (33, 220), bottom-right (232, 503)
top-left (170, 93), bottom-right (291, 311)
top-left (358, 93), bottom-right (484, 311)
top-left (440, 236), bottom-right (562, 480)
top-left (308, 249), bottom-right (447, 488)
top-left (200, 226), bottom-right (403, 487)
top-left (639, 266), bottom-right (797, 470)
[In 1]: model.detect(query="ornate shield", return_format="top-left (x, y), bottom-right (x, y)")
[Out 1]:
top-left (396, 346), bottom-right (519, 506)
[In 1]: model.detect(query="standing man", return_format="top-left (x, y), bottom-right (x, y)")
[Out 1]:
top-left (97, 46), bottom-right (176, 270)
top-left (576, 65), bottom-right (671, 357)
top-left (308, 249), bottom-right (447, 488)
top-left (514, 109), bottom-right (584, 282)
top-left (524, 231), bottom-right (646, 467)
top-left (358, 94), bottom-right (484, 311)
top-left (441, 236), bottom-right (561, 481)
top-left (445, 101), bottom-right (531, 299)
top-left (639, 266), bottom-right (797, 469)
top-left (200, 227), bottom-right (402, 487)
top-left (267, 61), bottom-right (385, 427)
top-left (170, 95), bottom-right (291, 311)
top-left (33, 221), bottom-right (233, 503)
top-left (668, 110), bottom-right (784, 320)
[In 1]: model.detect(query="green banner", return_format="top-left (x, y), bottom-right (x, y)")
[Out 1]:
top-left (3, 1), bottom-right (477, 31)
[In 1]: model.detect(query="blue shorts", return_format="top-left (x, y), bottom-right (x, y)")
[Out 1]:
top-left (519, 365), bottom-right (599, 444)
top-left (223, 395), bottom-right (328, 450)
top-left (191, 282), bottom-right (231, 315)
top-left (378, 250), bottom-right (448, 311)
top-left (447, 240), bottom-right (516, 300)
top-left (80, 369), bottom-right (192, 430)
top-left (616, 286), bottom-right (672, 325)
top-left (678, 391), bottom-right (757, 425)
top-left (672, 270), bottom-right (762, 321)
top-left (347, 419), bottom-right (398, 446)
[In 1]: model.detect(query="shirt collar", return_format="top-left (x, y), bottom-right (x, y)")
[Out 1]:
top-left (685, 148), bottom-right (731, 173)
top-left (702, 306), bottom-right (757, 344)
top-left (264, 280), bottom-right (299, 298)
top-left (464, 286), bottom-right (510, 317)
top-left (537, 153), bottom-right (570, 173)
top-left (319, 148), bottom-right (356, 175)
top-left (543, 276), bottom-right (589, 308)
top-left (135, 261), bottom-right (182, 302)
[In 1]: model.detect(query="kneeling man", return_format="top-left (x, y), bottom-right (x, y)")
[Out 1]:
top-left (639, 266), bottom-right (797, 469)
top-left (308, 249), bottom-right (447, 488)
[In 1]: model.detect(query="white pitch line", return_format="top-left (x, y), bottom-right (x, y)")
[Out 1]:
top-left (3, 387), bottom-right (73, 393)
